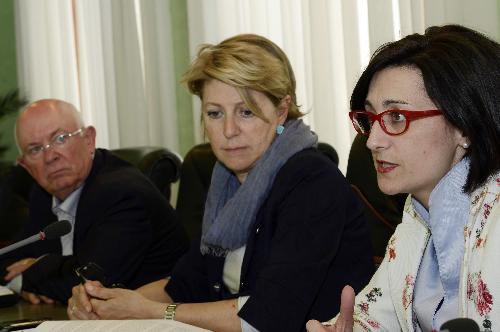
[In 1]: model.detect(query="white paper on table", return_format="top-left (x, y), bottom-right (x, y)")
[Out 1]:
top-left (34, 320), bottom-right (212, 332)
top-left (0, 285), bottom-right (14, 295)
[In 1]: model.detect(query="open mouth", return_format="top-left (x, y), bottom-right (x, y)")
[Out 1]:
top-left (376, 160), bottom-right (398, 173)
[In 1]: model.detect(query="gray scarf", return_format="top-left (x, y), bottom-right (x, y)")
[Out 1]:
top-left (200, 119), bottom-right (318, 256)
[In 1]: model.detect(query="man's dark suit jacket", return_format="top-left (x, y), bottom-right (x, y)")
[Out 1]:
top-left (0, 149), bottom-right (189, 302)
top-left (166, 148), bottom-right (375, 331)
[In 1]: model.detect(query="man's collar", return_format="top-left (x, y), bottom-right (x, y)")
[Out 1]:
top-left (52, 184), bottom-right (85, 217)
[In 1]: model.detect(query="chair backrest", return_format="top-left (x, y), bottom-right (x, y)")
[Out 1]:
top-left (175, 143), bottom-right (216, 240)
top-left (175, 142), bottom-right (338, 240)
top-left (317, 142), bottom-right (339, 165)
top-left (346, 134), bottom-right (406, 262)
top-left (111, 146), bottom-right (182, 201)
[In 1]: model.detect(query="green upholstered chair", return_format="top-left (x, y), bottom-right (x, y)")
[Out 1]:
top-left (110, 146), bottom-right (182, 201)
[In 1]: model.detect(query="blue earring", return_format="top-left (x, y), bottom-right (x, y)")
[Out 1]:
top-left (276, 124), bottom-right (285, 135)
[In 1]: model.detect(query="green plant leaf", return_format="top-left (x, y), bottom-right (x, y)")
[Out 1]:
top-left (0, 89), bottom-right (27, 117)
top-left (0, 89), bottom-right (28, 159)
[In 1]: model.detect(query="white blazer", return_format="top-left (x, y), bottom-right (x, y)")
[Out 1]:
top-left (328, 171), bottom-right (500, 332)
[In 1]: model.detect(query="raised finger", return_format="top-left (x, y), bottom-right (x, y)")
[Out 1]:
top-left (336, 285), bottom-right (355, 331)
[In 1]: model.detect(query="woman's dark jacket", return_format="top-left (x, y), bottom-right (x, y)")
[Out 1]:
top-left (166, 148), bottom-right (374, 331)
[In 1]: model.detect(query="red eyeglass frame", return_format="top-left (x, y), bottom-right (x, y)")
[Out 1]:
top-left (348, 109), bottom-right (443, 136)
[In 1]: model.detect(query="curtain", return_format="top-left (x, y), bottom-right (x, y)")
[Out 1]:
top-left (14, 0), bottom-right (189, 155)
top-left (185, 0), bottom-right (499, 172)
top-left (15, 0), bottom-right (499, 173)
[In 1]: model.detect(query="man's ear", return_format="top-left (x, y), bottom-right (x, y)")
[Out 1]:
top-left (84, 126), bottom-right (97, 148)
top-left (17, 155), bottom-right (25, 167)
top-left (17, 156), bottom-right (33, 176)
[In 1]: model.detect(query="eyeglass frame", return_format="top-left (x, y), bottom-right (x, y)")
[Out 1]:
top-left (348, 109), bottom-right (443, 136)
top-left (23, 127), bottom-right (85, 160)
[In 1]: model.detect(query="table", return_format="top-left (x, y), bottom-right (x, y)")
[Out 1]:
top-left (0, 300), bottom-right (68, 322)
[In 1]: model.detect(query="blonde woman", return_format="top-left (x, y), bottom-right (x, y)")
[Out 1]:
top-left (68, 34), bottom-right (374, 332)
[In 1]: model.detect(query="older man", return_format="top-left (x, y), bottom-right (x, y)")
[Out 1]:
top-left (0, 99), bottom-right (189, 304)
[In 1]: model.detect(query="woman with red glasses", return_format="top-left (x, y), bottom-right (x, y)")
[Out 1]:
top-left (308, 24), bottom-right (500, 332)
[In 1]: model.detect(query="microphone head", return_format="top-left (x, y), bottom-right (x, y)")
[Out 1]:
top-left (440, 318), bottom-right (480, 332)
top-left (43, 220), bottom-right (72, 240)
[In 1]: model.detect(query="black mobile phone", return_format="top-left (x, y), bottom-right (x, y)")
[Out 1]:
top-left (75, 262), bottom-right (125, 288)
top-left (0, 318), bottom-right (50, 332)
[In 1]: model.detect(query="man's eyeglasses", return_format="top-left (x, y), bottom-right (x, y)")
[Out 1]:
top-left (349, 109), bottom-right (443, 136)
top-left (24, 128), bottom-right (84, 159)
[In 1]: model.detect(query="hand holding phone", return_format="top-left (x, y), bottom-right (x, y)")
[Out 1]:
top-left (75, 262), bottom-right (124, 288)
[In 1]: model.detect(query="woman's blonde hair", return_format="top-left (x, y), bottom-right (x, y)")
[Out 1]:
top-left (182, 34), bottom-right (303, 121)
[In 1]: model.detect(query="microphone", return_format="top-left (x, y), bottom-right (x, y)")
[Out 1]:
top-left (0, 220), bottom-right (72, 256)
top-left (440, 318), bottom-right (480, 332)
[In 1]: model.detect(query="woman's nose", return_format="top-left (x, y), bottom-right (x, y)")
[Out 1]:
top-left (366, 121), bottom-right (389, 152)
top-left (223, 116), bottom-right (240, 138)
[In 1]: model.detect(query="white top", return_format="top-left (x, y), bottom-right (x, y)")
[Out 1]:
top-left (222, 245), bottom-right (259, 331)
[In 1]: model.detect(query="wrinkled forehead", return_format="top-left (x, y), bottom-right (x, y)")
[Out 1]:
top-left (17, 102), bottom-right (81, 146)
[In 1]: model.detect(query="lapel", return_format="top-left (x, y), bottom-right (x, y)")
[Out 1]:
top-left (239, 210), bottom-right (266, 290)
top-left (205, 254), bottom-right (227, 298)
top-left (240, 225), bottom-right (256, 284)
top-left (72, 149), bottom-right (105, 250)
top-left (29, 186), bottom-right (63, 253)
top-left (388, 201), bottom-right (431, 332)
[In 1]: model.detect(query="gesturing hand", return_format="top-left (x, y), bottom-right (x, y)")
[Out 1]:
top-left (306, 285), bottom-right (355, 332)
